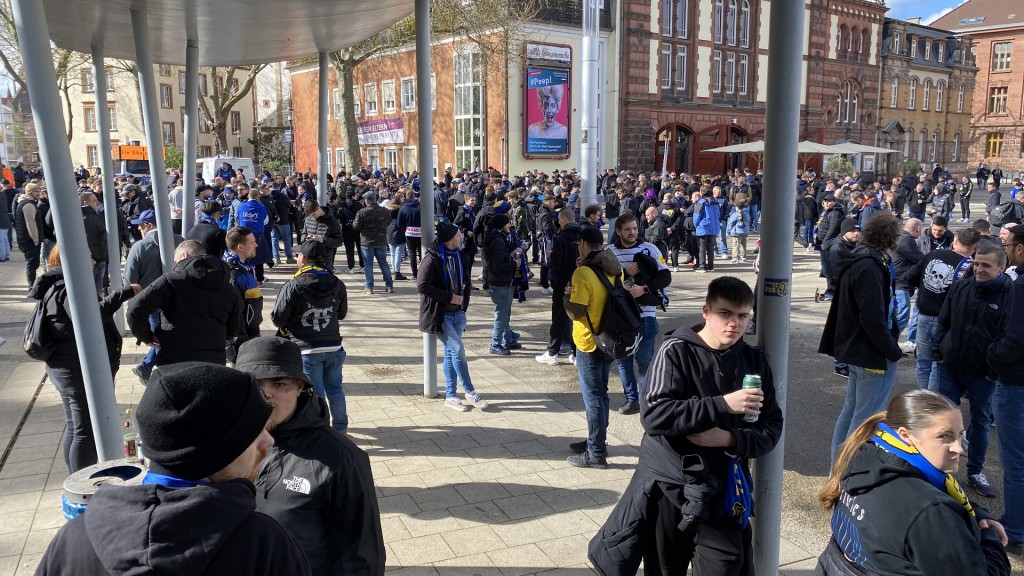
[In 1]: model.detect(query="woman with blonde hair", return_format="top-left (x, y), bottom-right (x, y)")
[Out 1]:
top-left (816, 389), bottom-right (1010, 575)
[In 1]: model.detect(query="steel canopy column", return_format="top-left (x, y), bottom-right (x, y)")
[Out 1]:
top-left (318, 53), bottom-right (329, 205)
top-left (92, 47), bottom-right (125, 332)
top-left (131, 9), bottom-right (175, 272)
top-left (12, 0), bottom-right (121, 461)
top-left (415, 0), bottom-right (437, 398)
top-left (752, 0), bottom-right (804, 574)
top-left (181, 40), bottom-right (199, 235)
top-left (579, 0), bottom-right (600, 208)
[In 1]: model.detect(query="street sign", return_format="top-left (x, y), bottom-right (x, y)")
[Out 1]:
top-left (284, 130), bottom-right (293, 142)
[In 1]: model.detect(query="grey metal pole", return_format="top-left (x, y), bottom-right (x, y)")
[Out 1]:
top-left (579, 0), bottom-right (600, 208)
top-left (92, 47), bottom-right (125, 334)
top-left (752, 1), bottom-right (804, 574)
top-left (181, 40), bottom-right (199, 235)
top-left (415, 0), bottom-right (437, 398)
top-left (12, 0), bottom-right (122, 461)
top-left (131, 9), bottom-right (175, 272)
top-left (318, 53), bottom-right (329, 205)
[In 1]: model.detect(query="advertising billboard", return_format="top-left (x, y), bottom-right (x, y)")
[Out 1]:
top-left (357, 117), bottom-right (405, 146)
top-left (524, 68), bottom-right (570, 157)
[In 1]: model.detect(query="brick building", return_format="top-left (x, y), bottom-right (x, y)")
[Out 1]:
top-left (877, 19), bottom-right (978, 178)
top-left (618, 0), bottom-right (888, 176)
top-left (933, 0), bottom-right (1024, 178)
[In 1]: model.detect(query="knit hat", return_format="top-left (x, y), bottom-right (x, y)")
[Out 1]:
top-left (136, 362), bottom-right (272, 481)
top-left (840, 219), bottom-right (861, 236)
top-left (235, 337), bottom-right (311, 388)
top-left (298, 240), bottom-right (326, 263)
top-left (436, 221), bottom-right (459, 243)
top-left (490, 214), bottom-right (510, 230)
top-left (580, 226), bottom-right (604, 245)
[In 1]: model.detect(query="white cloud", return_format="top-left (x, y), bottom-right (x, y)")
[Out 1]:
top-left (923, 6), bottom-right (954, 24)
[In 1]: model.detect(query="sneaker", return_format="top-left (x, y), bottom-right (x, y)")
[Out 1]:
top-left (132, 365), bottom-right (150, 386)
top-left (671, 266), bottom-right (680, 272)
top-left (570, 353), bottom-right (576, 366)
top-left (464, 391), bottom-right (489, 409)
top-left (569, 440), bottom-right (588, 454)
top-left (503, 340), bottom-right (522, 350)
top-left (394, 273), bottom-right (409, 281)
top-left (567, 451), bottom-right (608, 469)
top-left (730, 259), bottom-right (739, 264)
top-left (361, 288), bottom-right (374, 295)
top-left (352, 266), bottom-right (363, 274)
top-left (967, 473), bottom-right (996, 498)
top-left (833, 366), bottom-right (850, 378)
top-left (899, 341), bottom-right (917, 355)
top-left (540, 287), bottom-right (554, 295)
top-left (286, 257), bottom-right (296, 264)
top-left (445, 397), bottom-right (469, 412)
top-left (385, 287), bottom-right (394, 294)
top-left (696, 269), bottom-right (708, 274)
top-left (617, 401), bottom-right (640, 415)
top-left (489, 344), bottom-right (511, 356)
top-left (819, 293), bottom-right (833, 302)
top-left (507, 331), bottom-right (521, 341)
top-left (535, 351), bottom-right (559, 365)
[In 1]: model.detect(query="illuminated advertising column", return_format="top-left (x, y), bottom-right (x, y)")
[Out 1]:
top-left (523, 43), bottom-right (572, 160)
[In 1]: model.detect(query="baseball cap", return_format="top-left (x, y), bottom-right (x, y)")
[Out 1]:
top-left (130, 209), bottom-right (157, 225)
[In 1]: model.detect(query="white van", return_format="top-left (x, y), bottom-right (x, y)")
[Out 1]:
top-left (197, 156), bottom-right (256, 183)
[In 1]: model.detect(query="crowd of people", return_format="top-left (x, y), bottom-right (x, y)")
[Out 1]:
top-left (8, 156), bottom-right (1024, 576)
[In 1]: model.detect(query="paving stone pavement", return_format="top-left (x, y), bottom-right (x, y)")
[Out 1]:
top-left (0, 224), bottom-right (1019, 575)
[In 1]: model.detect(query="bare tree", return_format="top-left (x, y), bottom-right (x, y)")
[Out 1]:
top-left (330, 0), bottom-right (542, 173)
top-left (197, 65), bottom-right (266, 154)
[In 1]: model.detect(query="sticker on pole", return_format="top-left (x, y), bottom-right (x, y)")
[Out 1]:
top-left (763, 278), bottom-right (790, 297)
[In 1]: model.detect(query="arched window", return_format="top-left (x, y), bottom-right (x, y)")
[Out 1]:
top-left (931, 130), bottom-right (940, 162)
top-left (838, 25), bottom-right (846, 53)
top-left (890, 78), bottom-right (899, 108)
top-left (677, 0), bottom-right (689, 38)
top-left (957, 84), bottom-right (965, 112)
top-left (839, 81), bottom-right (859, 125)
top-left (714, 0), bottom-right (724, 43)
top-left (727, 0), bottom-right (737, 45)
top-left (852, 92), bottom-right (859, 124)
top-left (849, 26), bottom-right (857, 52)
top-left (922, 80), bottom-right (931, 111)
top-left (740, 1), bottom-right (750, 47)
top-left (909, 78), bottom-right (918, 109)
top-left (935, 82), bottom-right (944, 112)
top-left (860, 29), bottom-right (868, 55)
top-left (952, 131), bottom-right (961, 161)
top-left (918, 129), bottom-right (927, 162)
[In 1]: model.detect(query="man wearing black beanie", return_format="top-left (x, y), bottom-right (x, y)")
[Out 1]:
top-left (36, 363), bottom-right (311, 576)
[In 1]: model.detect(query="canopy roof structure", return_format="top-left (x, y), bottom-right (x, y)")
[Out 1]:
top-left (829, 142), bottom-right (899, 155)
top-left (702, 140), bottom-right (768, 153)
top-left (703, 140), bottom-right (851, 155)
top-left (42, 0), bottom-right (415, 65)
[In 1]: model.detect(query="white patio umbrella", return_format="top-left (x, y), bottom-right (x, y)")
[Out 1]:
top-left (830, 142), bottom-right (899, 154)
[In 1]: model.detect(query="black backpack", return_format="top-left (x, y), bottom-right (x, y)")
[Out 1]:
top-left (989, 201), bottom-right (1023, 228)
top-left (584, 264), bottom-right (643, 359)
top-left (24, 280), bottom-right (67, 361)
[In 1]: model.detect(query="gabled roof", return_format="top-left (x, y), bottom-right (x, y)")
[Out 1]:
top-left (930, 0), bottom-right (1024, 33)
top-left (42, 0), bottom-right (415, 66)
top-left (881, 120), bottom-right (905, 134)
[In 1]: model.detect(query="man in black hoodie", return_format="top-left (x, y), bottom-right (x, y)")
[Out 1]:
top-left (238, 337), bottom-right (385, 576)
top-left (127, 241), bottom-right (243, 367)
top-left (482, 213), bottom-right (520, 355)
top-left (589, 276), bottom-right (782, 575)
top-left (35, 362), bottom-right (311, 576)
top-left (80, 192), bottom-right (107, 297)
top-left (271, 240), bottom-right (349, 432)
top-left (820, 212), bottom-right (904, 462)
top-left (892, 218), bottom-right (924, 352)
top-left (535, 208), bottom-right (580, 365)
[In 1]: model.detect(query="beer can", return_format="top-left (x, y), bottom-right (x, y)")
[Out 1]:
top-left (742, 374), bottom-right (762, 423)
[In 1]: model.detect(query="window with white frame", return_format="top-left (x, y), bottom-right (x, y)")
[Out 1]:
top-left (918, 130), bottom-right (926, 162)
top-left (724, 52), bottom-right (736, 94)
top-left (893, 32), bottom-right (901, 55)
top-left (935, 82), bottom-right (944, 112)
top-left (431, 73), bottom-right (436, 109)
top-left (432, 145), bottom-right (438, 179)
top-left (890, 78), bottom-right (899, 108)
top-left (336, 149), bottom-right (346, 173)
top-left (938, 43), bottom-right (944, 62)
top-left (367, 147), bottom-right (380, 170)
top-left (454, 46), bottom-right (483, 171)
top-left (353, 85), bottom-right (361, 116)
top-left (384, 148), bottom-right (398, 172)
top-left (108, 105), bottom-right (117, 131)
top-left (401, 77), bottom-right (415, 111)
top-left (910, 37), bottom-right (917, 58)
top-left (382, 80), bottom-right (396, 113)
top-left (232, 146), bottom-right (243, 158)
top-left (364, 83), bottom-right (378, 115)
top-left (726, 0), bottom-right (737, 46)
top-left (231, 111), bottom-right (241, 134)
top-left (957, 84), bottom-right (964, 112)
top-left (713, 50), bottom-right (722, 93)
top-left (678, 0), bottom-right (689, 38)
top-left (160, 84), bottom-right (172, 108)
top-left (661, 44), bottom-right (673, 89)
top-left (909, 78), bottom-right (917, 109)
top-left (162, 122), bottom-right (175, 145)
top-left (714, 0), bottom-right (724, 44)
top-left (402, 146), bottom-right (417, 173)
top-left (952, 131), bottom-right (960, 161)
top-left (904, 129), bottom-right (913, 160)
top-left (662, 0), bottom-right (674, 36)
top-left (333, 88), bottom-right (342, 118)
top-left (930, 130), bottom-right (939, 162)
top-left (86, 145), bottom-right (99, 168)
top-left (740, 1), bottom-right (750, 47)
top-left (922, 80), bottom-right (930, 111)
top-left (676, 45), bottom-right (688, 91)
top-left (178, 71), bottom-right (186, 94)
top-left (924, 40), bottom-right (931, 60)
top-left (84, 104), bottom-right (97, 132)
top-left (738, 54), bottom-right (748, 95)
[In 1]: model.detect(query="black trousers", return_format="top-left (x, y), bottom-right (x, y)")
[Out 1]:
top-left (960, 197), bottom-right (971, 220)
top-left (171, 219), bottom-right (182, 235)
top-left (22, 243), bottom-right (40, 286)
top-left (342, 227), bottom-right (364, 269)
top-left (667, 234), bottom-right (682, 267)
top-left (406, 237), bottom-right (422, 277)
top-left (643, 484), bottom-right (753, 576)
top-left (698, 235), bottom-right (716, 271)
top-left (547, 283), bottom-right (573, 355)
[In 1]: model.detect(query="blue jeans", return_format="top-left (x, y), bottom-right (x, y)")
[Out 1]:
top-left (718, 226), bottom-right (728, 253)
top-left (436, 311), bottom-right (475, 398)
top-left (139, 311), bottom-right (161, 376)
top-left (301, 348), bottom-right (347, 431)
top-left (487, 285), bottom-right (513, 347)
top-left (271, 223), bottom-right (293, 259)
top-left (995, 382), bottom-right (1024, 542)
top-left (92, 261), bottom-right (106, 297)
top-left (359, 245), bottom-right (392, 289)
top-left (577, 348), bottom-right (614, 458)
top-left (389, 243), bottom-right (406, 274)
top-left (915, 314), bottom-right (939, 389)
top-left (931, 364), bottom-right (994, 476)
top-left (830, 361), bottom-right (899, 462)
top-left (616, 316), bottom-right (659, 403)
top-left (896, 290), bottom-right (913, 340)
top-left (909, 211), bottom-right (924, 222)
top-left (0, 227), bottom-right (9, 260)
top-left (750, 203), bottom-right (760, 232)
top-left (803, 219), bottom-right (815, 247)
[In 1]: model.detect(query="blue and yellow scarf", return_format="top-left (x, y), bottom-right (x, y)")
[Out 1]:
top-left (870, 422), bottom-right (974, 517)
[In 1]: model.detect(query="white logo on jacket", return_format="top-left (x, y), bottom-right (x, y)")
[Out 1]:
top-left (283, 475), bottom-right (311, 494)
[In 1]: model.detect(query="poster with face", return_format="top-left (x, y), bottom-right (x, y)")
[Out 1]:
top-left (525, 68), bottom-right (570, 157)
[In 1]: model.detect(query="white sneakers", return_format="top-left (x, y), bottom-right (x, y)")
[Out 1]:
top-left (540, 287), bottom-right (554, 295)
top-left (445, 392), bottom-right (489, 411)
top-left (899, 341), bottom-right (917, 354)
top-left (535, 351), bottom-right (559, 365)
top-left (444, 397), bottom-right (468, 412)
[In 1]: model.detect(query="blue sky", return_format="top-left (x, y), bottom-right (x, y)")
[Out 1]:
top-left (885, 0), bottom-right (968, 26)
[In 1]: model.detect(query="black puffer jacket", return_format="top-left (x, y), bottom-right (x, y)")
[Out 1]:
top-left (81, 205), bottom-right (107, 263)
top-left (256, 393), bottom-right (385, 576)
top-left (892, 231), bottom-right (924, 291)
top-left (936, 273), bottom-right (1014, 379)
top-left (816, 444), bottom-right (1009, 576)
top-left (186, 219), bottom-right (227, 259)
top-left (815, 205), bottom-right (846, 248)
top-left (126, 254), bottom-right (243, 366)
top-left (549, 222), bottom-right (581, 288)
top-left (271, 266), bottom-right (348, 350)
top-left (482, 228), bottom-right (515, 286)
top-left (36, 480), bottom-right (311, 576)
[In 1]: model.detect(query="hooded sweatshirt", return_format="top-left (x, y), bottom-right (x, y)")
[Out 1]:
top-left (256, 393), bottom-right (385, 576)
top-left (822, 444), bottom-right (1008, 576)
top-left (566, 249), bottom-right (623, 353)
top-left (126, 254), bottom-right (243, 366)
top-left (35, 480), bottom-right (311, 576)
top-left (271, 266), bottom-right (348, 352)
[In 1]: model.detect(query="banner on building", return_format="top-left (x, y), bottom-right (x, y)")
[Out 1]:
top-left (357, 117), bottom-right (404, 145)
top-left (523, 42), bottom-right (572, 159)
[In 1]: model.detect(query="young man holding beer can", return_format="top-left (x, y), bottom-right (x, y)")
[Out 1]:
top-left (588, 276), bottom-right (783, 576)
